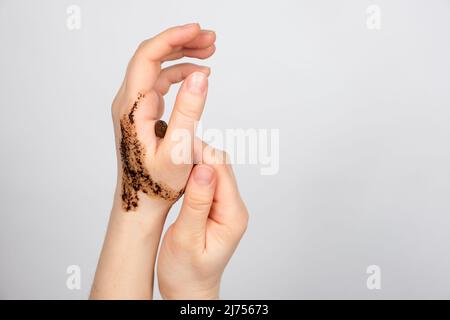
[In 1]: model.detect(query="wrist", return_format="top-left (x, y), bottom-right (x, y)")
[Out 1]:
top-left (111, 188), bottom-right (173, 234)
top-left (160, 281), bottom-right (220, 300)
top-left (161, 289), bottom-right (219, 300)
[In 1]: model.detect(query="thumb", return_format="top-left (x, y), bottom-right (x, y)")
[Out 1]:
top-left (175, 165), bottom-right (216, 247)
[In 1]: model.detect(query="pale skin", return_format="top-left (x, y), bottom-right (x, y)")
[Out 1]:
top-left (90, 24), bottom-right (248, 300)
top-left (158, 148), bottom-right (248, 299)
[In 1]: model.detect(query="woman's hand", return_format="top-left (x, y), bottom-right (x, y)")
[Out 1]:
top-left (90, 24), bottom-right (216, 299)
top-left (111, 23), bottom-right (216, 214)
top-left (157, 148), bottom-right (249, 299)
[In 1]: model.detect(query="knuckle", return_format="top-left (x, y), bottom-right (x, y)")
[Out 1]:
top-left (185, 191), bottom-right (211, 213)
top-left (240, 208), bottom-right (249, 234)
top-left (235, 204), bottom-right (249, 236)
top-left (176, 102), bottom-right (201, 121)
top-left (136, 39), bottom-right (150, 53)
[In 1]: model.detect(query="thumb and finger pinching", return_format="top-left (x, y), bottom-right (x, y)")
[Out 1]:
top-left (175, 165), bottom-right (216, 246)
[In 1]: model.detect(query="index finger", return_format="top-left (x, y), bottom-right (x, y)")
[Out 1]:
top-left (125, 23), bottom-right (202, 95)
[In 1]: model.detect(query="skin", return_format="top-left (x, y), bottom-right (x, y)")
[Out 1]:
top-left (158, 148), bottom-right (248, 300)
top-left (90, 24), bottom-right (248, 300)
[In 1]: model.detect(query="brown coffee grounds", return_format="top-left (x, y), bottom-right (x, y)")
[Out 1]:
top-left (119, 93), bottom-right (184, 211)
top-left (154, 120), bottom-right (168, 138)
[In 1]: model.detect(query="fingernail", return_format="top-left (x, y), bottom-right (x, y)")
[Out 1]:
top-left (193, 165), bottom-right (214, 185)
top-left (182, 23), bottom-right (199, 29)
top-left (187, 72), bottom-right (207, 94)
top-left (201, 66), bottom-right (211, 75)
top-left (202, 29), bottom-right (215, 35)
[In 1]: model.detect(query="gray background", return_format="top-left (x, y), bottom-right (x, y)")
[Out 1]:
top-left (1, 0), bottom-right (449, 299)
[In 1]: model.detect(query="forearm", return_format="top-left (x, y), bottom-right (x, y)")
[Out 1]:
top-left (90, 196), bottom-right (168, 300)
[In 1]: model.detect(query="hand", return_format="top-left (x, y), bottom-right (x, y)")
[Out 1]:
top-left (157, 148), bottom-right (249, 299)
top-left (111, 23), bottom-right (216, 214)
top-left (91, 24), bottom-right (216, 299)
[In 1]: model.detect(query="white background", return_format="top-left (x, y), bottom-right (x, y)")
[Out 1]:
top-left (0, 0), bottom-right (449, 299)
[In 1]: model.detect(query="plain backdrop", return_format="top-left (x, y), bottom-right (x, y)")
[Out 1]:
top-left (1, 0), bottom-right (450, 299)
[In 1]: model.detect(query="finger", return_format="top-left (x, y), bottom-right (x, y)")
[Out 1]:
top-left (175, 165), bottom-right (216, 248)
top-left (162, 45), bottom-right (216, 62)
top-left (155, 63), bottom-right (210, 95)
top-left (134, 23), bottom-right (201, 62)
top-left (185, 30), bottom-right (216, 49)
top-left (157, 71), bottom-right (208, 170)
top-left (125, 23), bottom-right (202, 94)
